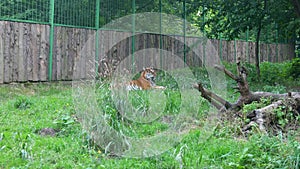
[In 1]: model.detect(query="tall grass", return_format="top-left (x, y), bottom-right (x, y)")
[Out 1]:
top-left (0, 61), bottom-right (299, 168)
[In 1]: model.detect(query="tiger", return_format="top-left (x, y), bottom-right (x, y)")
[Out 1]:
top-left (126, 67), bottom-right (166, 90)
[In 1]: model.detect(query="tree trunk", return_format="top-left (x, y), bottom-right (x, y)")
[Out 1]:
top-left (290, 0), bottom-right (300, 17)
top-left (255, 23), bottom-right (261, 80)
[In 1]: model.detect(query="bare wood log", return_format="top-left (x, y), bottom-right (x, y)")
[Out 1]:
top-left (193, 83), bottom-right (229, 110)
top-left (243, 100), bottom-right (284, 133)
top-left (214, 65), bottom-right (238, 81)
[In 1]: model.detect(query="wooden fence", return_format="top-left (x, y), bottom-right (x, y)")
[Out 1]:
top-left (0, 21), bottom-right (295, 84)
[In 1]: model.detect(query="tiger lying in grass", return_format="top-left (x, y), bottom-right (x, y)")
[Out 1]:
top-left (126, 67), bottom-right (166, 90)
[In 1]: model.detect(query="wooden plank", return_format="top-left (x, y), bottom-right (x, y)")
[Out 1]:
top-left (30, 24), bottom-right (38, 81)
top-left (11, 22), bottom-right (18, 82)
top-left (39, 25), bottom-right (48, 81)
top-left (0, 22), bottom-right (4, 84)
top-left (24, 23), bottom-right (31, 81)
top-left (62, 27), bottom-right (69, 80)
top-left (4, 22), bottom-right (12, 83)
top-left (52, 27), bottom-right (57, 81)
top-left (78, 29), bottom-right (86, 79)
top-left (72, 28), bottom-right (81, 80)
top-left (67, 28), bottom-right (75, 80)
top-left (248, 42), bottom-right (256, 64)
top-left (259, 43), bottom-right (266, 62)
top-left (58, 27), bottom-right (65, 80)
top-left (240, 41), bottom-right (248, 62)
top-left (84, 30), bottom-right (92, 79)
top-left (17, 23), bottom-right (25, 82)
top-left (55, 27), bottom-right (62, 80)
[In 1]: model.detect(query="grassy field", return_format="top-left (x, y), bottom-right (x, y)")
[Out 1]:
top-left (0, 63), bottom-right (300, 168)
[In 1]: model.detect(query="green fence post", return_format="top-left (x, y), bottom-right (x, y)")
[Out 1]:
top-left (48, 0), bottom-right (55, 81)
top-left (202, 3), bottom-right (205, 66)
top-left (183, 0), bottom-right (186, 66)
top-left (95, 0), bottom-right (100, 76)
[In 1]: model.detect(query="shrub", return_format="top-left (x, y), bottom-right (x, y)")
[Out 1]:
top-left (288, 57), bottom-right (300, 79)
top-left (14, 96), bottom-right (33, 110)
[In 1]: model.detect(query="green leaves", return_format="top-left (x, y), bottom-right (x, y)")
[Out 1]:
top-left (14, 96), bottom-right (33, 110)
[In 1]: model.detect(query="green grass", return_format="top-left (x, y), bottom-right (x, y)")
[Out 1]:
top-left (0, 63), bottom-right (300, 168)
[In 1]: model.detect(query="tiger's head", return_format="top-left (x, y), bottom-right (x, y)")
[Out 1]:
top-left (141, 67), bottom-right (156, 82)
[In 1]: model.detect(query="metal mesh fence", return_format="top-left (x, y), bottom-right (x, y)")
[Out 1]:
top-left (54, 0), bottom-right (97, 28)
top-left (0, 0), bottom-right (194, 32)
top-left (0, 0), bottom-right (50, 24)
top-left (0, 0), bottom-right (293, 42)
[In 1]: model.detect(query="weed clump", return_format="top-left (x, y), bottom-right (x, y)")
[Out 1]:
top-left (14, 96), bottom-right (33, 110)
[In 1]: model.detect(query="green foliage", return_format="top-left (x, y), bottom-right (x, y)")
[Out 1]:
top-left (273, 104), bottom-right (299, 129)
top-left (288, 57), bottom-right (300, 79)
top-left (223, 60), bottom-right (299, 90)
top-left (263, 85), bottom-right (286, 94)
top-left (14, 96), bottom-right (33, 110)
top-left (243, 97), bottom-right (271, 114)
top-left (192, 0), bottom-right (299, 43)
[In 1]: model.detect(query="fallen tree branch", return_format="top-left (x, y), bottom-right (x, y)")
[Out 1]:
top-left (193, 57), bottom-right (300, 134)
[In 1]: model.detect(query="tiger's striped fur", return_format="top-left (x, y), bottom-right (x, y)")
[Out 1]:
top-left (127, 67), bottom-right (166, 90)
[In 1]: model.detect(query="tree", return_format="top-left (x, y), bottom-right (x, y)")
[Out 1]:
top-left (188, 0), bottom-right (300, 78)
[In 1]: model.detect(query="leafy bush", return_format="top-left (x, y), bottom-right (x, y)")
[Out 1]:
top-left (262, 85), bottom-right (286, 94)
top-left (223, 59), bottom-right (299, 88)
top-left (288, 57), bottom-right (300, 79)
top-left (14, 96), bottom-right (33, 110)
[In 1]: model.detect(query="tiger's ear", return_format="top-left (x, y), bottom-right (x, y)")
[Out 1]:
top-left (143, 67), bottom-right (146, 71)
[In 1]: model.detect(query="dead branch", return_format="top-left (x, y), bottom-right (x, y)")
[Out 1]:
top-left (193, 57), bottom-right (300, 134)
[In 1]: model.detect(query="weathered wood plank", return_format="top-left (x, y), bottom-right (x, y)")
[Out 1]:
top-left (30, 24), bottom-right (38, 81)
top-left (11, 22), bottom-right (18, 82)
top-left (4, 22), bottom-right (12, 83)
top-left (248, 42), bottom-right (256, 64)
top-left (17, 23), bottom-right (25, 82)
top-left (54, 27), bottom-right (62, 80)
top-left (77, 29), bottom-right (85, 79)
top-left (39, 25), bottom-right (48, 81)
top-left (62, 27), bottom-right (69, 80)
top-left (24, 23), bottom-right (31, 81)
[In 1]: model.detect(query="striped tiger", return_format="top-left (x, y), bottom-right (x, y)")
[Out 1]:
top-left (127, 67), bottom-right (166, 90)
